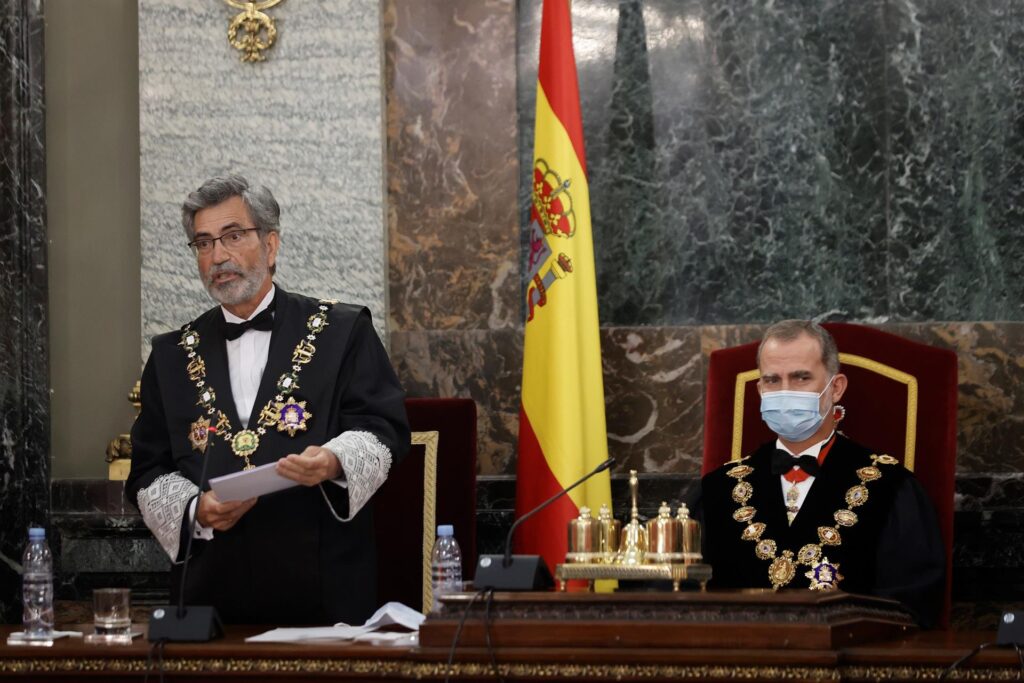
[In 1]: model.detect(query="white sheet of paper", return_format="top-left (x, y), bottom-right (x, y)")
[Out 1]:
top-left (209, 461), bottom-right (297, 501)
top-left (245, 602), bottom-right (425, 644)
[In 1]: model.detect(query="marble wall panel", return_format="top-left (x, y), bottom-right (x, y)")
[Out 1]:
top-left (886, 2), bottom-right (1024, 320)
top-left (518, 0), bottom-right (1024, 325)
top-left (391, 329), bottom-right (523, 475)
top-left (139, 0), bottom-right (387, 358)
top-left (883, 323), bottom-right (1024, 474)
top-left (0, 0), bottom-right (49, 623)
top-left (394, 327), bottom-right (707, 477)
top-left (385, 0), bottom-right (519, 333)
top-left (603, 327), bottom-right (704, 474)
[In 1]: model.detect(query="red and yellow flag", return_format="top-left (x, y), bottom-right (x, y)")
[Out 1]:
top-left (515, 0), bottom-right (611, 573)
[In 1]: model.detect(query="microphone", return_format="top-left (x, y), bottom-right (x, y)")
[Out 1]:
top-left (147, 435), bottom-right (223, 642)
top-left (474, 457), bottom-right (615, 591)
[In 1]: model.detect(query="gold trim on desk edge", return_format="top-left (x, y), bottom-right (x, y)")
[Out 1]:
top-left (4, 658), bottom-right (1017, 680)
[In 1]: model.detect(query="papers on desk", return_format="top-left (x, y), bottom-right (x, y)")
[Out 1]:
top-left (246, 602), bottom-right (425, 645)
top-left (210, 461), bottom-right (297, 502)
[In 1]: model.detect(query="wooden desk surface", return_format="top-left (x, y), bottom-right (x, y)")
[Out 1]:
top-left (0, 624), bottom-right (1019, 681)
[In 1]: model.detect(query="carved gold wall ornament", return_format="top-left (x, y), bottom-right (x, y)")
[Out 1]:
top-left (224, 0), bottom-right (282, 63)
top-left (105, 381), bottom-right (141, 480)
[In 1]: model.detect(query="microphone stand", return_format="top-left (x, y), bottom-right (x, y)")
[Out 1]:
top-left (147, 436), bottom-right (223, 642)
top-left (474, 457), bottom-right (615, 591)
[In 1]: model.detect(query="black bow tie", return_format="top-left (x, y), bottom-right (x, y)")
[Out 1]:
top-left (771, 450), bottom-right (820, 476)
top-left (221, 305), bottom-right (275, 341)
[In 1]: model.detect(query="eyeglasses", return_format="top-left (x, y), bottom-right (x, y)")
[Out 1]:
top-left (188, 228), bottom-right (262, 255)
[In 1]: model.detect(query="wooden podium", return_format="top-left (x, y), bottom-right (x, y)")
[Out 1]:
top-left (420, 590), bottom-right (917, 650)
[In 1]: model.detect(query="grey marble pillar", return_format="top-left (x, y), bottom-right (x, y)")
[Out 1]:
top-left (138, 0), bottom-right (388, 357)
top-left (0, 0), bottom-right (50, 623)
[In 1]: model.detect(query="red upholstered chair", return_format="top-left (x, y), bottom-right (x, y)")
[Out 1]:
top-left (702, 323), bottom-right (957, 627)
top-left (374, 398), bottom-right (477, 613)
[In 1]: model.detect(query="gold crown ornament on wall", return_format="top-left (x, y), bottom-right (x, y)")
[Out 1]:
top-left (224, 0), bottom-right (283, 63)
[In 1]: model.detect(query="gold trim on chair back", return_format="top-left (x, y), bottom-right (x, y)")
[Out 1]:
top-left (412, 430), bottom-right (439, 612)
top-left (729, 353), bottom-right (918, 470)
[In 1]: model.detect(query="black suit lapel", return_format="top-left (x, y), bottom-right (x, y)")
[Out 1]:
top-left (748, 448), bottom-right (791, 539)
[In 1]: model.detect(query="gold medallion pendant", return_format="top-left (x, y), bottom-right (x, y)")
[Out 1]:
top-left (272, 397), bottom-right (311, 437)
top-left (805, 557), bottom-right (844, 590)
top-left (188, 417), bottom-right (211, 453)
top-left (768, 550), bottom-right (796, 590)
top-left (231, 430), bottom-right (260, 469)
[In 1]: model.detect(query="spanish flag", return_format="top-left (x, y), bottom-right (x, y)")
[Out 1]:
top-left (515, 0), bottom-right (612, 574)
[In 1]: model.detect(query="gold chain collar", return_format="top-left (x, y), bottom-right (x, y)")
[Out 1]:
top-left (726, 452), bottom-right (898, 591)
top-left (178, 300), bottom-right (337, 469)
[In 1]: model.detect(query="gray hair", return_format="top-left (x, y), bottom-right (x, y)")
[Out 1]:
top-left (757, 320), bottom-right (840, 375)
top-left (181, 174), bottom-right (281, 241)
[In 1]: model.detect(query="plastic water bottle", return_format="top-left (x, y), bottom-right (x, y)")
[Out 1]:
top-left (430, 524), bottom-right (462, 612)
top-left (22, 527), bottom-right (54, 639)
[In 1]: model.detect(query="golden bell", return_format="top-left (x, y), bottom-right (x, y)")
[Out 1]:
top-left (646, 501), bottom-right (683, 563)
top-left (566, 506), bottom-right (601, 563)
top-left (677, 503), bottom-right (703, 564)
top-left (619, 519), bottom-right (647, 565)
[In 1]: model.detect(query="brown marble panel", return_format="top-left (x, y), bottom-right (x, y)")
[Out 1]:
top-left (385, 0), bottom-right (519, 332)
top-left (700, 325), bottom-right (767, 357)
top-left (602, 327), bottom-right (705, 475)
top-left (391, 329), bottom-right (522, 475)
top-left (882, 322), bottom-right (1024, 475)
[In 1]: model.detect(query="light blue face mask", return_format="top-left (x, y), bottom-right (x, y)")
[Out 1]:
top-left (760, 375), bottom-right (835, 443)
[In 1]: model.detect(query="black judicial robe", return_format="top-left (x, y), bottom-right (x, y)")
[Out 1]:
top-left (696, 435), bottom-right (945, 627)
top-left (126, 286), bottom-right (410, 625)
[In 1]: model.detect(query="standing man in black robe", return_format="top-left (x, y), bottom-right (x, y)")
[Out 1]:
top-left (127, 174), bottom-right (409, 625)
top-left (697, 320), bottom-right (945, 627)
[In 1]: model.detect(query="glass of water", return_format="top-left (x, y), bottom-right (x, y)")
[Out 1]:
top-left (86, 588), bottom-right (132, 644)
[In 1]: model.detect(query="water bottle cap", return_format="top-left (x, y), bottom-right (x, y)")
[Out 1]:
top-left (437, 524), bottom-right (454, 537)
top-left (28, 528), bottom-right (45, 539)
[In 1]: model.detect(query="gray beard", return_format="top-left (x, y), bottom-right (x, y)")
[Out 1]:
top-left (204, 258), bottom-right (268, 307)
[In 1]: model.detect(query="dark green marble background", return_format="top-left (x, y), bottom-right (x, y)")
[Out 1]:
top-left (518, 0), bottom-right (1024, 324)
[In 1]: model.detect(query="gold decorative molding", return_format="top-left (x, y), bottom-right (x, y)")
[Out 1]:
top-left (224, 0), bottom-right (282, 63)
top-left (412, 430), bottom-right (439, 613)
top-left (3, 658), bottom-right (1016, 680)
top-left (837, 353), bottom-right (918, 471)
top-left (105, 380), bottom-right (141, 481)
top-left (730, 369), bottom-right (761, 461)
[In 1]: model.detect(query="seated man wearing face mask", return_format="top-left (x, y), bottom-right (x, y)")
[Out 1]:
top-left (694, 320), bottom-right (945, 627)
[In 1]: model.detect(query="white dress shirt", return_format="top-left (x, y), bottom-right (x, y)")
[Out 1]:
top-left (775, 431), bottom-right (835, 514)
top-left (223, 287), bottom-right (275, 427)
top-left (191, 287), bottom-right (275, 537)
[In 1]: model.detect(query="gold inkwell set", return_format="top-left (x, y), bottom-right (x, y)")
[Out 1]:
top-left (555, 470), bottom-right (712, 591)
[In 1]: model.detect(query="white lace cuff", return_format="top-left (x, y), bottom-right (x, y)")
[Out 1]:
top-left (320, 430), bottom-right (393, 521)
top-left (136, 472), bottom-right (198, 562)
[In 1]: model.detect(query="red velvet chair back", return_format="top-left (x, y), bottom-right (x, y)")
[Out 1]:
top-left (374, 398), bottom-right (477, 613)
top-left (702, 323), bottom-right (956, 626)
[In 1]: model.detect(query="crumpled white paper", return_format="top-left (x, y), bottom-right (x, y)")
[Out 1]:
top-left (245, 602), bottom-right (425, 644)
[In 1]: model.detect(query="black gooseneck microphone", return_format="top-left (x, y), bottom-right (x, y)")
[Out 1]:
top-left (147, 435), bottom-right (223, 642)
top-left (474, 456), bottom-right (616, 591)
